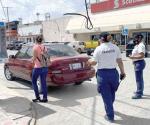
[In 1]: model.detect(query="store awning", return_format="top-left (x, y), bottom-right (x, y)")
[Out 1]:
top-left (66, 5), bottom-right (150, 33)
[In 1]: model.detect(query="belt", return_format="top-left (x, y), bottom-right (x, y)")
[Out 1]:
top-left (133, 59), bottom-right (144, 63)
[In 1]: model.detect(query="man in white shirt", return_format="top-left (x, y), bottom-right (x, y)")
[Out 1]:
top-left (87, 32), bottom-right (126, 122)
top-left (129, 34), bottom-right (146, 99)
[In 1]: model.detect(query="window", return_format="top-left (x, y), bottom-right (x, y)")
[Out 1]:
top-left (15, 47), bottom-right (28, 58)
top-left (47, 44), bottom-right (79, 57)
top-left (111, 33), bottom-right (122, 45)
top-left (26, 47), bottom-right (33, 58)
top-left (91, 34), bottom-right (99, 40)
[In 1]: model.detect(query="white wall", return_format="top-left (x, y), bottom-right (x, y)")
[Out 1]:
top-left (18, 24), bottom-right (42, 36)
top-left (43, 17), bottom-right (74, 42)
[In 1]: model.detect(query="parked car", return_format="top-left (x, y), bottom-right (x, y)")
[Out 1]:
top-left (67, 41), bottom-right (85, 54)
top-left (6, 42), bottom-right (14, 50)
top-left (4, 43), bottom-right (95, 90)
top-left (84, 40), bottom-right (99, 55)
top-left (6, 41), bottom-right (25, 50)
top-left (14, 41), bottom-right (25, 50)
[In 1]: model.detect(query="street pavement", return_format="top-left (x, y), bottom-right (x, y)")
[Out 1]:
top-left (0, 53), bottom-right (150, 125)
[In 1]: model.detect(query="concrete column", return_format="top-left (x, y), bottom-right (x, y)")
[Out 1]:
top-left (0, 27), bottom-right (8, 61)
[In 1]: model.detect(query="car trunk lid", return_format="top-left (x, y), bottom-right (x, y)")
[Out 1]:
top-left (49, 55), bottom-right (91, 74)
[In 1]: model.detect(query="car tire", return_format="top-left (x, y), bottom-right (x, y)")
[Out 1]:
top-left (87, 51), bottom-right (92, 56)
top-left (74, 81), bottom-right (83, 85)
top-left (77, 48), bottom-right (82, 54)
top-left (4, 67), bottom-right (15, 81)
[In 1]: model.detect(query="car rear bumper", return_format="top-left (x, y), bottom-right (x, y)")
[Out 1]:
top-left (47, 68), bottom-right (95, 86)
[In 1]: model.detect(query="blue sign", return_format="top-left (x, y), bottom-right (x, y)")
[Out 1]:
top-left (0, 22), bottom-right (5, 27)
top-left (122, 27), bottom-right (128, 35)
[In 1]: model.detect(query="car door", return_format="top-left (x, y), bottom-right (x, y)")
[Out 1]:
top-left (11, 46), bottom-right (29, 79)
top-left (19, 47), bottom-right (33, 81)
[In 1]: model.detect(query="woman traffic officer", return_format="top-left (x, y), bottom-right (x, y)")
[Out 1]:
top-left (87, 32), bottom-right (126, 122)
top-left (129, 34), bottom-right (146, 99)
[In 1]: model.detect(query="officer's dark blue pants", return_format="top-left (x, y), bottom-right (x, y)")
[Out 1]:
top-left (133, 60), bottom-right (146, 96)
top-left (32, 67), bottom-right (48, 100)
top-left (97, 69), bottom-right (119, 120)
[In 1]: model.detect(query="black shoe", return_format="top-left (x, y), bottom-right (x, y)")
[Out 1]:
top-left (132, 95), bottom-right (142, 99)
top-left (39, 99), bottom-right (48, 103)
top-left (104, 115), bottom-right (114, 123)
top-left (32, 97), bottom-right (41, 102)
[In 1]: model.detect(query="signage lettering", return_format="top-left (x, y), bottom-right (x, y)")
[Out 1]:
top-left (122, 0), bottom-right (145, 5)
top-left (91, 0), bottom-right (150, 13)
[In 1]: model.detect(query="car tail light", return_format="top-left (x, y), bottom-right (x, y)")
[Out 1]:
top-left (84, 61), bottom-right (91, 68)
top-left (82, 62), bottom-right (85, 68)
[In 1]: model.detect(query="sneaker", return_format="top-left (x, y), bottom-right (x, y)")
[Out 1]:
top-left (32, 97), bottom-right (41, 102)
top-left (39, 99), bottom-right (48, 103)
top-left (104, 115), bottom-right (114, 123)
top-left (132, 95), bottom-right (142, 99)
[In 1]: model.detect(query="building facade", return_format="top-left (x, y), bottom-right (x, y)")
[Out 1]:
top-left (18, 17), bottom-right (74, 43)
top-left (6, 21), bottom-right (19, 43)
top-left (66, 0), bottom-right (150, 56)
top-left (43, 16), bottom-right (74, 42)
top-left (18, 21), bottom-right (42, 43)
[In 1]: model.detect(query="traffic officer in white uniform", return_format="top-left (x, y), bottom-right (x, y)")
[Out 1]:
top-left (87, 32), bottom-right (126, 122)
top-left (129, 34), bottom-right (146, 99)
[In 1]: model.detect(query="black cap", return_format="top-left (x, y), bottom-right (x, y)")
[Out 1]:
top-left (135, 34), bottom-right (143, 39)
top-left (99, 32), bottom-right (110, 42)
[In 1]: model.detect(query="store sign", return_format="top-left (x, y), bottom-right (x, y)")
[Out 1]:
top-left (91, 0), bottom-right (150, 13)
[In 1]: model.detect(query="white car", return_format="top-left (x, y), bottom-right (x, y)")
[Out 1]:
top-left (67, 41), bottom-right (85, 53)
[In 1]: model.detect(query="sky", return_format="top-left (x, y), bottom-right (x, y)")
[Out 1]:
top-left (0, 0), bottom-right (86, 23)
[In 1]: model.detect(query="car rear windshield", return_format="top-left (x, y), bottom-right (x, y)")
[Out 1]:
top-left (46, 44), bottom-right (79, 57)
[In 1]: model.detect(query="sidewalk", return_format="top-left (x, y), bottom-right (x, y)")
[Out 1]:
top-left (0, 84), bottom-right (17, 125)
top-left (0, 79), bottom-right (32, 125)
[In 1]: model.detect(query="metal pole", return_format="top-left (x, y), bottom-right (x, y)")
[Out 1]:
top-left (6, 7), bottom-right (10, 43)
top-left (3, 7), bottom-right (11, 43)
top-left (54, 20), bottom-right (61, 42)
top-left (125, 35), bottom-right (127, 52)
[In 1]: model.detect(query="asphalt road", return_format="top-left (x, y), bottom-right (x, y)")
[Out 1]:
top-left (0, 50), bottom-right (150, 125)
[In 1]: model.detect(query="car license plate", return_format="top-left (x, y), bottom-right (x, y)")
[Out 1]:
top-left (70, 63), bottom-right (82, 70)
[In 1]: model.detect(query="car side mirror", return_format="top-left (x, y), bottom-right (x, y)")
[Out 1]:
top-left (9, 55), bottom-right (15, 59)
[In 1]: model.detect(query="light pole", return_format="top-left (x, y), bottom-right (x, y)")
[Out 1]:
top-left (54, 20), bottom-right (61, 42)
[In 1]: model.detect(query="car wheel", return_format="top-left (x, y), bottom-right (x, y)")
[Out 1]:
top-left (77, 48), bottom-right (82, 54)
top-left (4, 67), bottom-right (14, 80)
top-left (74, 81), bottom-right (83, 85)
top-left (37, 77), bottom-right (43, 94)
top-left (87, 51), bottom-right (92, 56)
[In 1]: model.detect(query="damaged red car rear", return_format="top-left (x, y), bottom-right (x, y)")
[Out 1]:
top-left (4, 44), bottom-right (95, 86)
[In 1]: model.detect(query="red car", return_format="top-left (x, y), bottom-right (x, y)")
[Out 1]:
top-left (4, 44), bottom-right (95, 89)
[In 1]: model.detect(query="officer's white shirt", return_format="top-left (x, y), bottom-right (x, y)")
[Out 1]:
top-left (131, 42), bottom-right (145, 62)
top-left (93, 42), bottom-right (121, 69)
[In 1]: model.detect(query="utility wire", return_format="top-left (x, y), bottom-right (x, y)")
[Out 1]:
top-left (64, 0), bottom-right (93, 30)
